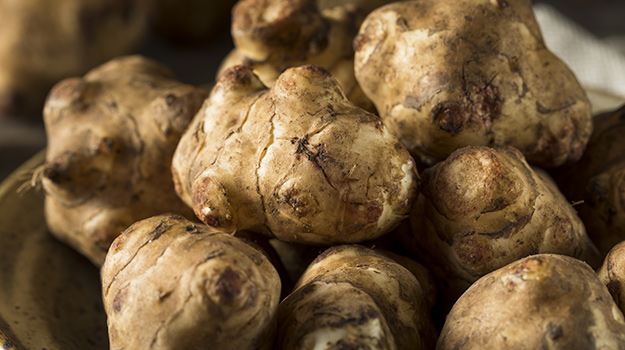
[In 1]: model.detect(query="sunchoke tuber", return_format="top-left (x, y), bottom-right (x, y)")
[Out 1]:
top-left (402, 146), bottom-right (600, 305)
top-left (101, 214), bottom-right (282, 350)
top-left (172, 64), bottom-right (418, 245)
top-left (276, 244), bottom-right (437, 350)
top-left (438, 254), bottom-right (625, 350)
top-left (353, 0), bottom-right (592, 168)
top-left (40, 55), bottom-right (206, 266)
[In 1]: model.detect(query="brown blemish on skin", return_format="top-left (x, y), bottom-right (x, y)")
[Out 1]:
top-left (353, 33), bottom-right (369, 52)
top-left (396, 16), bottom-right (410, 32)
top-left (606, 280), bottom-right (621, 304)
top-left (293, 135), bottom-right (337, 190)
top-left (165, 93), bottom-right (176, 105)
top-left (282, 187), bottom-right (309, 217)
top-left (431, 102), bottom-right (464, 133)
top-left (431, 72), bottom-right (502, 134)
top-left (112, 290), bottom-right (125, 313)
top-left (366, 203), bottom-right (383, 223)
top-left (305, 64), bottom-right (332, 77)
top-left (191, 177), bottom-right (234, 230)
top-left (505, 279), bottom-right (516, 292)
top-left (149, 218), bottom-right (179, 240)
top-left (453, 235), bottom-right (493, 272)
top-left (220, 65), bottom-right (255, 86)
top-left (299, 282), bottom-right (318, 296)
top-left (330, 308), bottom-right (381, 329)
top-left (214, 266), bottom-right (243, 305)
top-left (547, 323), bottom-right (563, 340)
top-left (513, 256), bottom-right (543, 276)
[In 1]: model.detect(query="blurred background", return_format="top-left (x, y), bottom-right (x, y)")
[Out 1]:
top-left (1, 0), bottom-right (624, 181)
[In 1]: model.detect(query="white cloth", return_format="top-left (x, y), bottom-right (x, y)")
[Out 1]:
top-left (533, 4), bottom-right (625, 102)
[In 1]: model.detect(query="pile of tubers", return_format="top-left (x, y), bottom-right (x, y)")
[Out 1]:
top-left (33, 0), bottom-right (625, 349)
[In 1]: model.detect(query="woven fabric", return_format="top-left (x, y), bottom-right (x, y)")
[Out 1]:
top-left (534, 3), bottom-right (625, 99)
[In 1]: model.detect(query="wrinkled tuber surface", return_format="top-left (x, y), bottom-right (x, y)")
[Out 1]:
top-left (438, 254), bottom-right (625, 350)
top-left (354, 0), bottom-right (592, 168)
top-left (276, 245), bottom-right (437, 350)
top-left (558, 105), bottom-right (625, 256)
top-left (40, 55), bottom-right (206, 266)
top-left (219, 0), bottom-right (385, 111)
top-left (172, 64), bottom-right (418, 245)
top-left (0, 0), bottom-right (150, 118)
top-left (101, 214), bottom-right (281, 350)
top-left (403, 146), bottom-right (600, 305)
top-left (598, 241), bottom-right (625, 316)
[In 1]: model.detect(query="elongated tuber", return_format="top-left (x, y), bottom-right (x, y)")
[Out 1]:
top-left (276, 244), bottom-right (437, 350)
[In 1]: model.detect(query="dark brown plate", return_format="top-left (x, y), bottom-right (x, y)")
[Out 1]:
top-left (0, 151), bottom-right (108, 350)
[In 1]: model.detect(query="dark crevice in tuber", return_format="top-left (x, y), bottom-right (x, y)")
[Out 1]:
top-left (256, 104), bottom-right (277, 235)
top-left (536, 99), bottom-right (577, 114)
top-left (293, 134), bottom-right (337, 191)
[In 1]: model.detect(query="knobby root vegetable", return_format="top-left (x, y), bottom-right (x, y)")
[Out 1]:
top-left (438, 254), bottom-right (625, 350)
top-left (353, 0), bottom-right (592, 168)
top-left (598, 241), bottom-right (625, 316)
top-left (40, 55), bottom-right (206, 266)
top-left (276, 244), bottom-right (437, 350)
top-left (101, 214), bottom-right (282, 350)
top-left (218, 0), bottom-right (385, 111)
top-left (172, 64), bottom-right (418, 245)
top-left (402, 146), bottom-right (600, 306)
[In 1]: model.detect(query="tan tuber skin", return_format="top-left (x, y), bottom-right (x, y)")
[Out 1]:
top-left (172, 64), bottom-right (418, 245)
top-left (218, 0), bottom-right (386, 111)
top-left (353, 0), bottom-right (592, 168)
top-left (557, 105), bottom-right (625, 256)
top-left (0, 0), bottom-right (151, 118)
top-left (598, 241), bottom-right (625, 316)
top-left (101, 214), bottom-right (282, 350)
top-left (276, 245), bottom-right (438, 350)
top-left (438, 254), bottom-right (625, 350)
top-left (40, 55), bottom-right (206, 266)
top-left (402, 146), bottom-right (600, 306)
